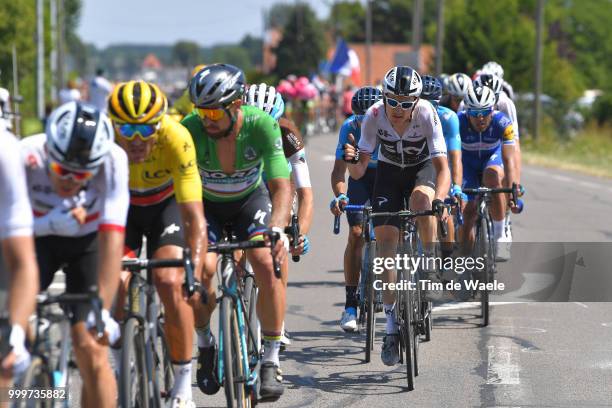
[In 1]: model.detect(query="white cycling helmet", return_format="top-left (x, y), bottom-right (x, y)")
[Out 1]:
top-left (482, 61), bottom-right (504, 79)
top-left (382, 66), bottom-right (422, 97)
top-left (244, 83), bottom-right (285, 120)
top-left (46, 101), bottom-right (113, 171)
top-left (447, 73), bottom-right (472, 97)
top-left (464, 86), bottom-right (496, 110)
top-left (474, 73), bottom-right (503, 96)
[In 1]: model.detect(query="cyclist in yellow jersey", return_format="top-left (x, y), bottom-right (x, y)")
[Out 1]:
top-left (108, 80), bottom-right (208, 408)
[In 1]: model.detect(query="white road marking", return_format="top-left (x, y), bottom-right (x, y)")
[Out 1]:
top-left (433, 301), bottom-right (520, 312)
top-left (322, 155), bottom-right (337, 162)
top-left (602, 322), bottom-right (612, 327)
top-left (524, 167), bottom-right (612, 193)
top-left (487, 337), bottom-right (521, 385)
top-left (574, 302), bottom-right (589, 308)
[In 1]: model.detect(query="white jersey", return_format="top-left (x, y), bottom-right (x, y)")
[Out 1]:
top-left (21, 134), bottom-right (130, 237)
top-left (358, 99), bottom-right (446, 168)
top-left (88, 76), bottom-right (113, 112)
top-left (0, 131), bottom-right (33, 240)
top-left (497, 91), bottom-right (519, 139)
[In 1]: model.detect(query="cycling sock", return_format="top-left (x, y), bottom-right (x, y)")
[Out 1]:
top-left (262, 333), bottom-right (281, 367)
top-left (345, 285), bottom-right (358, 309)
top-left (171, 361), bottom-right (193, 399)
top-left (384, 303), bottom-right (398, 334)
top-left (196, 324), bottom-right (214, 348)
top-left (493, 220), bottom-right (505, 240)
top-left (110, 346), bottom-right (121, 372)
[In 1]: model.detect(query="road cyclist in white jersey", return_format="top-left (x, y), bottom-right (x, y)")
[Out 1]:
top-left (0, 130), bottom-right (39, 392)
top-left (342, 66), bottom-right (450, 366)
top-left (21, 101), bottom-right (130, 408)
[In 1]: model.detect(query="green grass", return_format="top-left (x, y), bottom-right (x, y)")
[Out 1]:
top-left (21, 117), bottom-right (44, 137)
top-left (522, 123), bottom-right (612, 178)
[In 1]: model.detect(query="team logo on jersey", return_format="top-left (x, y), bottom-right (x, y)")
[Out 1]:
top-left (179, 160), bottom-right (195, 173)
top-left (253, 209), bottom-right (267, 225)
top-left (244, 146), bottom-right (258, 161)
top-left (183, 142), bottom-right (192, 153)
top-left (376, 196), bottom-right (388, 207)
top-left (373, 107), bottom-right (379, 117)
top-left (143, 169), bottom-right (171, 181)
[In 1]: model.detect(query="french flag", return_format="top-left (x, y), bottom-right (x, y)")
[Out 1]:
top-left (328, 38), bottom-right (361, 86)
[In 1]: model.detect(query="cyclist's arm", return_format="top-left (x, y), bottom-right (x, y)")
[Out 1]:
top-left (445, 112), bottom-right (463, 188)
top-left (97, 147), bottom-right (130, 309)
top-left (331, 159), bottom-right (348, 197)
top-left (428, 105), bottom-right (450, 201)
top-left (349, 114), bottom-right (375, 180)
top-left (261, 117), bottom-right (291, 228)
top-left (500, 120), bottom-right (517, 189)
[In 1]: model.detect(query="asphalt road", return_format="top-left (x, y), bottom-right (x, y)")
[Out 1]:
top-left (64, 130), bottom-right (612, 407)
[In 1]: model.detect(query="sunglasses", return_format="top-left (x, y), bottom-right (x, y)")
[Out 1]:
top-left (115, 123), bottom-right (159, 141)
top-left (467, 108), bottom-right (493, 117)
top-left (197, 107), bottom-right (226, 121)
top-left (385, 96), bottom-right (417, 110)
top-left (49, 160), bottom-right (95, 182)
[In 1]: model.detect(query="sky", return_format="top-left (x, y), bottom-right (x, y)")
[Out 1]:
top-left (77, 0), bottom-right (332, 49)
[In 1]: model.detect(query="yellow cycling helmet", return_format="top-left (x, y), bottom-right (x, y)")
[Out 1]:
top-left (190, 64), bottom-right (207, 80)
top-left (108, 80), bottom-right (167, 124)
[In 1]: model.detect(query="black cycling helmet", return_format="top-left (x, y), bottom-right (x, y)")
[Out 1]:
top-left (351, 86), bottom-right (383, 115)
top-left (382, 66), bottom-right (422, 97)
top-left (189, 63), bottom-right (245, 108)
top-left (420, 75), bottom-right (443, 102)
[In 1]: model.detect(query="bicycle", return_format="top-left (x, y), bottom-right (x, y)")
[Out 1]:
top-left (333, 205), bottom-right (382, 363)
top-left (207, 228), bottom-right (282, 408)
top-left (119, 248), bottom-right (201, 408)
top-left (369, 206), bottom-right (447, 391)
top-left (16, 291), bottom-right (105, 408)
top-left (462, 183), bottom-right (522, 327)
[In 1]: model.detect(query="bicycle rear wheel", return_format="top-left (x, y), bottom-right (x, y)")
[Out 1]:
top-left (120, 317), bottom-right (149, 408)
top-left (476, 216), bottom-right (490, 326)
top-left (15, 356), bottom-right (52, 408)
top-left (155, 318), bottom-right (174, 401)
top-left (398, 270), bottom-right (415, 391)
top-left (243, 275), bottom-right (260, 359)
top-left (221, 296), bottom-right (250, 408)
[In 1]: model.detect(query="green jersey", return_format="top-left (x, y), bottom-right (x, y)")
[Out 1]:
top-left (181, 105), bottom-right (290, 202)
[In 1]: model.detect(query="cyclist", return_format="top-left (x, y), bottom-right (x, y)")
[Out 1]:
top-left (107, 80), bottom-right (208, 407)
top-left (343, 66), bottom-right (450, 366)
top-left (482, 61), bottom-right (514, 100)
top-left (244, 82), bottom-right (314, 347)
top-left (330, 86), bottom-right (382, 333)
top-left (441, 72), bottom-right (472, 113)
top-left (182, 64), bottom-right (291, 401)
top-left (457, 86), bottom-right (519, 261)
top-left (20, 101), bottom-right (129, 407)
top-left (420, 75), bottom-right (466, 273)
top-left (0, 130), bottom-right (39, 387)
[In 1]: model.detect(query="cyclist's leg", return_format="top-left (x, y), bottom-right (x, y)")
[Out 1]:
top-left (64, 234), bottom-right (117, 408)
top-left (409, 160), bottom-right (437, 255)
top-left (458, 155), bottom-right (481, 255)
top-left (482, 149), bottom-right (506, 238)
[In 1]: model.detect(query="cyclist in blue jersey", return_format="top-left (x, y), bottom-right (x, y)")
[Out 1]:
top-left (330, 86), bottom-right (382, 332)
top-left (420, 76), bottom-right (466, 271)
top-left (457, 86), bottom-right (519, 261)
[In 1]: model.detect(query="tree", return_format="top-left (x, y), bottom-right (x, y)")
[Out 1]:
top-left (273, 3), bottom-right (326, 78)
top-left (267, 3), bottom-right (294, 29)
top-left (171, 41), bottom-right (201, 68)
top-left (239, 35), bottom-right (263, 68)
top-left (211, 46), bottom-right (251, 71)
top-left (328, 1), bottom-right (365, 42)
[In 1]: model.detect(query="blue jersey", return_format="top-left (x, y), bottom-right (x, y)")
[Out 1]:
top-left (458, 110), bottom-right (515, 158)
top-left (437, 105), bottom-right (461, 152)
top-left (335, 115), bottom-right (377, 168)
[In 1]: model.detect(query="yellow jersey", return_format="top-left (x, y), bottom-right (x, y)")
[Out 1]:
top-left (127, 115), bottom-right (202, 206)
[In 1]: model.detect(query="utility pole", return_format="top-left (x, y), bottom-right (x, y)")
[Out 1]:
top-left (12, 45), bottom-right (21, 137)
top-left (50, 0), bottom-right (58, 103)
top-left (534, 0), bottom-right (544, 140)
top-left (435, 0), bottom-right (445, 75)
top-left (36, 0), bottom-right (45, 120)
top-left (57, 0), bottom-right (65, 94)
top-left (411, 0), bottom-right (423, 70)
top-left (365, 0), bottom-right (372, 84)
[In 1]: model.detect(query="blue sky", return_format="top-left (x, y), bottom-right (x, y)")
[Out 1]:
top-left (78, 0), bottom-right (332, 48)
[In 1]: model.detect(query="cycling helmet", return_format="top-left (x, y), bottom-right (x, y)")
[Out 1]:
top-left (482, 61), bottom-right (504, 79)
top-left (464, 86), bottom-right (496, 110)
top-left (438, 73), bottom-right (450, 92)
top-left (447, 73), bottom-right (472, 97)
top-left (46, 101), bottom-right (113, 171)
top-left (474, 73), bottom-right (503, 96)
top-left (189, 63), bottom-right (245, 108)
top-left (108, 80), bottom-right (167, 124)
top-left (420, 75), bottom-right (443, 102)
top-left (351, 86), bottom-right (382, 115)
top-left (382, 66), bottom-right (422, 97)
top-left (244, 83), bottom-right (285, 120)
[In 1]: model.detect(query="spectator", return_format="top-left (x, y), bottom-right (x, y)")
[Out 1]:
top-left (88, 68), bottom-right (113, 112)
top-left (58, 79), bottom-right (82, 104)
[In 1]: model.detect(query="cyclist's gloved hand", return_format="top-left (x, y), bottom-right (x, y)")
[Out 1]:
top-left (34, 206), bottom-right (81, 237)
top-left (432, 198), bottom-right (448, 219)
top-left (518, 184), bottom-right (525, 197)
top-left (3, 324), bottom-right (31, 378)
top-left (330, 193), bottom-right (349, 216)
top-left (86, 308), bottom-right (121, 346)
top-left (451, 184), bottom-right (468, 202)
top-left (301, 235), bottom-right (310, 255)
top-left (342, 133), bottom-right (360, 164)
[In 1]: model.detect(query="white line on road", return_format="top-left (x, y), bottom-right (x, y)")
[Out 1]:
top-left (433, 301), bottom-right (520, 312)
top-left (574, 302), bottom-right (589, 308)
top-left (524, 167), bottom-right (612, 193)
top-left (322, 155), bottom-right (336, 162)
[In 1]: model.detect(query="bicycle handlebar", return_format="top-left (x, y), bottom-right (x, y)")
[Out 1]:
top-left (463, 182), bottom-right (525, 213)
top-left (285, 214), bottom-right (301, 262)
top-left (37, 292), bottom-right (104, 338)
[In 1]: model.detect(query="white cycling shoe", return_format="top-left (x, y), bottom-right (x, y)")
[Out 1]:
top-left (167, 397), bottom-right (195, 408)
top-left (495, 236), bottom-right (512, 262)
top-left (340, 308), bottom-right (358, 332)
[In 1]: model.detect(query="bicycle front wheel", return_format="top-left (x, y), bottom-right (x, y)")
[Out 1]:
top-left (476, 216), bottom-right (490, 326)
top-left (120, 317), bottom-right (149, 408)
top-left (363, 241), bottom-right (375, 363)
top-left (221, 296), bottom-right (250, 408)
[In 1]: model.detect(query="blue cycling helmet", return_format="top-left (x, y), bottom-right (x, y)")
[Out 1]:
top-left (421, 75), bottom-right (443, 102)
top-left (244, 83), bottom-right (285, 120)
top-left (351, 86), bottom-right (383, 115)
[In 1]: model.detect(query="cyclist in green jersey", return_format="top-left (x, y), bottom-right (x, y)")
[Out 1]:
top-left (182, 64), bottom-right (291, 402)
